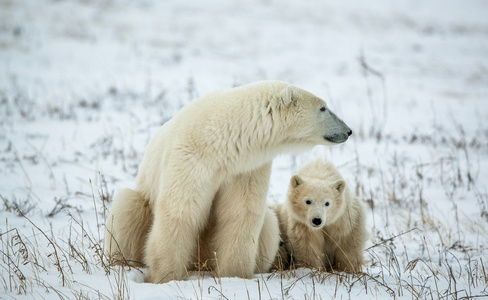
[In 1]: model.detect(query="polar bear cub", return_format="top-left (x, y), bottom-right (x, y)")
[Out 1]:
top-left (273, 159), bottom-right (367, 273)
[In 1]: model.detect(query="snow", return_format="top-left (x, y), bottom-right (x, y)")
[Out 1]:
top-left (1, 0), bottom-right (487, 299)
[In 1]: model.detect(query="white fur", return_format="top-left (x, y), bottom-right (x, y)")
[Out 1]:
top-left (104, 81), bottom-right (352, 283)
top-left (273, 159), bottom-right (367, 273)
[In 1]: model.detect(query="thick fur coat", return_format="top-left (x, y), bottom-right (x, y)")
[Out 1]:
top-left (104, 81), bottom-right (352, 283)
top-left (273, 159), bottom-right (367, 273)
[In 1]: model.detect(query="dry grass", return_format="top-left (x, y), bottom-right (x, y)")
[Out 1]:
top-left (2, 130), bottom-right (486, 299)
top-left (1, 67), bottom-right (487, 299)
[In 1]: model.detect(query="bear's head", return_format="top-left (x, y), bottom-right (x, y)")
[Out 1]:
top-left (286, 174), bottom-right (346, 230)
top-left (277, 85), bottom-right (352, 146)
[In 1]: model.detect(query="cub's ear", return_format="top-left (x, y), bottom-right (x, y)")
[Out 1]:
top-left (332, 180), bottom-right (346, 194)
top-left (290, 175), bottom-right (303, 188)
top-left (279, 86), bottom-right (295, 108)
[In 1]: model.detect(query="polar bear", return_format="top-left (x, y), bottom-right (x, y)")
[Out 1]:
top-left (104, 81), bottom-right (352, 283)
top-left (272, 159), bottom-right (367, 273)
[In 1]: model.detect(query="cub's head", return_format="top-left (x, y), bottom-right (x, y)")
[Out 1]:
top-left (278, 85), bottom-right (352, 146)
top-left (286, 174), bottom-right (346, 230)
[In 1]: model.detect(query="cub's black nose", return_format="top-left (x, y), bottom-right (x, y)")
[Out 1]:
top-left (347, 129), bottom-right (353, 136)
top-left (312, 218), bottom-right (322, 226)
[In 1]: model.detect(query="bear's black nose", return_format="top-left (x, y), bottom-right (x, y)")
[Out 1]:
top-left (312, 218), bottom-right (322, 226)
top-left (347, 129), bottom-right (353, 136)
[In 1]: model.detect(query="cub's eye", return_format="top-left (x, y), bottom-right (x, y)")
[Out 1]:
top-left (305, 199), bottom-right (312, 205)
top-left (325, 201), bottom-right (330, 207)
top-left (320, 106), bottom-right (326, 112)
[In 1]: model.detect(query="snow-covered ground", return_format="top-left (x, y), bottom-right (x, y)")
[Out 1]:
top-left (1, 0), bottom-right (487, 299)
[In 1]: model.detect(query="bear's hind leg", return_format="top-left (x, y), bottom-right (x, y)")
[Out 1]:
top-left (255, 207), bottom-right (280, 273)
top-left (104, 188), bottom-right (152, 267)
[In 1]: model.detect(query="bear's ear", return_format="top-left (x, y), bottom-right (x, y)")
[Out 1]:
top-left (279, 86), bottom-right (295, 108)
top-left (290, 175), bottom-right (303, 188)
top-left (332, 180), bottom-right (346, 194)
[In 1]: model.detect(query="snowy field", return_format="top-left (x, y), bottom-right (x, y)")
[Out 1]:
top-left (1, 0), bottom-right (488, 299)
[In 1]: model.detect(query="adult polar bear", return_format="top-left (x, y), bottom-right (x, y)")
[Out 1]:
top-left (104, 80), bottom-right (352, 283)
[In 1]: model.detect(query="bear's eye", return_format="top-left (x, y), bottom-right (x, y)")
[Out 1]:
top-left (325, 201), bottom-right (330, 207)
top-left (305, 199), bottom-right (312, 205)
top-left (320, 106), bottom-right (326, 112)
